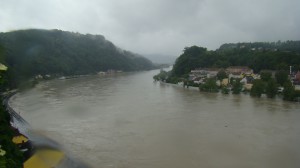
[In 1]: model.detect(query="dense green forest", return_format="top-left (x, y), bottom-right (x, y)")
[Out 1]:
top-left (172, 41), bottom-right (300, 77)
top-left (219, 41), bottom-right (300, 52)
top-left (0, 29), bottom-right (155, 87)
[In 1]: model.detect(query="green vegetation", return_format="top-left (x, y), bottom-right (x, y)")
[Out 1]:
top-left (275, 70), bottom-right (289, 86)
top-left (171, 42), bottom-right (300, 78)
top-left (0, 102), bottom-right (24, 168)
top-left (221, 87), bottom-right (230, 94)
top-left (260, 71), bottom-right (272, 82)
top-left (199, 78), bottom-right (218, 92)
top-left (250, 79), bottom-right (265, 97)
top-left (153, 70), bottom-right (168, 81)
top-left (0, 29), bottom-right (154, 88)
top-left (165, 77), bottom-right (181, 84)
top-left (217, 69), bottom-right (227, 80)
top-left (172, 46), bottom-right (208, 77)
top-left (283, 81), bottom-right (296, 101)
top-left (219, 41), bottom-right (300, 53)
top-left (155, 41), bottom-right (300, 102)
top-left (1, 45), bottom-right (23, 167)
top-left (232, 79), bottom-right (242, 94)
top-left (266, 79), bottom-right (278, 98)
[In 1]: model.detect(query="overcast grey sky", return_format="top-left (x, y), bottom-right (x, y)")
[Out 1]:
top-left (0, 0), bottom-right (299, 56)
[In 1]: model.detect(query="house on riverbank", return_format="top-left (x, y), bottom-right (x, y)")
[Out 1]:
top-left (189, 66), bottom-right (256, 87)
top-left (189, 68), bottom-right (221, 84)
top-left (226, 66), bottom-right (253, 75)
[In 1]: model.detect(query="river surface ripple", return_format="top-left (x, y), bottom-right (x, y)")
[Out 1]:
top-left (10, 69), bottom-right (300, 168)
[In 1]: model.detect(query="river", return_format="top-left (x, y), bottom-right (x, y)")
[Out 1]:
top-left (10, 69), bottom-right (300, 168)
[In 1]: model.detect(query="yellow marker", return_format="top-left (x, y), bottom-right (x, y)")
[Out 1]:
top-left (12, 135), bottom-right (29, 144)
top-left (23, 149), bottom-right (65, 168)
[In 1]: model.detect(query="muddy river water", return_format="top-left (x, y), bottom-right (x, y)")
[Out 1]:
top-left (10, 69), bottom-right (300, 168)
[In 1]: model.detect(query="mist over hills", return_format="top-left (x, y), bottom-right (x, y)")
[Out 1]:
top-left (0, 29), bottom-right (155, 86)
top-left (144, 54), bottom-right (176, 65)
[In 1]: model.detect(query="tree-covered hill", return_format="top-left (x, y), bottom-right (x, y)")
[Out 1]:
top-left (0, 29), bottom-right (154, 86)
top-left (172, 41), bottom-right (300, 77)
top-left (219, 41), bottom-right (300, 52)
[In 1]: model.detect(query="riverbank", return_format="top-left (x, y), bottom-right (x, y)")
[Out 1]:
top-left (157, 80), bottom-right (300, 102)
top-left (1, 91), bottom-right (91, 168)
top-left (0, 93), bottom-right (24, 167)
top-left (158, 81), bottom-right (199, 90)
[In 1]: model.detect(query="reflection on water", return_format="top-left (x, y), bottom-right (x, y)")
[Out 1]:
top-left (10, 70), bottom-right (300, 168)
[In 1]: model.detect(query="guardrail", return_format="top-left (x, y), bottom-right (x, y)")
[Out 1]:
top-left (1, 91), bottom-right (91, 167)
top-left (2, 91), bottom-right (30, 136)
top-left (2, 91), bottom-right (61, 148)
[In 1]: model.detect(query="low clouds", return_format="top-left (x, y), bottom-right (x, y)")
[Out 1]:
top-left (0, 0), bottom-right (299, 56)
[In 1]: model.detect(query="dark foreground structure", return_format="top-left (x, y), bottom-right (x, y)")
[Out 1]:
top-left (2, 92), bottom-right (91, 168)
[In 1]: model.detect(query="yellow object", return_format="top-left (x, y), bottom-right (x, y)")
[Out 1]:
top-left (0, 63), bottom-right (7, 71)
top-left (23, 149), bottom-right (65, 168)
top-left (12, 135), bottom-right (28, 144)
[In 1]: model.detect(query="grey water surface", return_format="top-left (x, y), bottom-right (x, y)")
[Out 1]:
top-left (10, 69), bottom-right (300, 168)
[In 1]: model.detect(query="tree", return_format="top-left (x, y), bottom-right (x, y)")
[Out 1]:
top-left (0, 46), bottom-right (9, 91)
top-left (153, 70), bottom-right (168, 81)
top-left (217, 69), bottom-right (228, 81)
top-left (0, 45), bottom-right (5, 63)
top-left (266, 79), bottom-right (277, 98)
top-left (260, 71), bottom-right (272, 82)
top-left (283, 81), bottom-right (295, 101)
top-left (232, 79), bottom-right (242, 94)
top-left (199, 78), bottom-right (218, 92)
top-left (221, 87), bottom-right (229, 94)
top-left (0, 29), bottom-right (155, 87)
top-left (250, 79), bottom-right (265, 97)
top-left (275, 70), bottom-right (289, 86)
top-left (172, 46), bottom-right (208, 77)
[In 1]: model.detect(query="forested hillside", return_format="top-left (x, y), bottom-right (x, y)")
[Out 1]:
top-left (172, 41), bottom-right (300, 77)
top-left (219, 41), bottom-right (300, 52)
top-left (0, 29), bottom-right (154, 87)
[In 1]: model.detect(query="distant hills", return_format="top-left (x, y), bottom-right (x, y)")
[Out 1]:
top-left (0, 29), bottom-right (154, 86)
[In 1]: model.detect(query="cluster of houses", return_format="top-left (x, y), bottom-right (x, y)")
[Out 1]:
top-left (33, 69), bottom-right (124, 80)
top-left (98, 69), bottom-right (123, 75)
top-left (188, 66), bottom-right (300, 91)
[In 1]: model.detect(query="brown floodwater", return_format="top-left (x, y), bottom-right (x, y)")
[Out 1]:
top-left (10, 69), bottom-right (300, 168)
